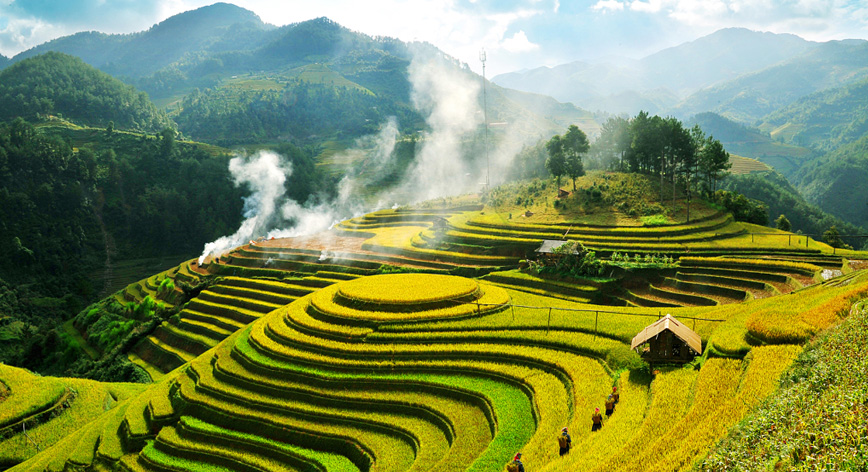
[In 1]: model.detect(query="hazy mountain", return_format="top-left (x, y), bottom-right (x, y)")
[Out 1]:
top-left (758, 75), bottom-right (868, 152)
top-left (687, 112), bottom-right (815, 178)
top-left (0, 54), bottom-right (8, 69)
top-left (11, 3), bottom-right (276, 78)
top-left (641, 28), bottom-right (813, 95)
top-left (676, 39), bottom-right (868, 123)
top-left (493, 28), bottom-right (815, 115)
top-left (0, 52), bottom-right (171, 131)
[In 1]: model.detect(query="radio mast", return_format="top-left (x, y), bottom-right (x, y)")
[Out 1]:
top-left (480, 48), bottom-right (490, 189)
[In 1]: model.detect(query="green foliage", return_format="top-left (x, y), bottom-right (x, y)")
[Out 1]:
top-left (720, 171), bottom-right (866, 246)
top-left (793, 133), bottom-right (868, 229)
top-left (822, 225), bottom-right (852, 250)
top-left (157, 278), bottom-right (175, 299)
top-left (640, 214), bottom-right (669, 226)
top-left (712, 190), bottom-right (769, 225)
top-left (175, 80), bottom-right (407, 144)
top-left (0, 52), bottom-right (170, 131)
top-left (530, 241), bottom-right (604, 277)
top-left (774, 214), bottom-right (792, 232)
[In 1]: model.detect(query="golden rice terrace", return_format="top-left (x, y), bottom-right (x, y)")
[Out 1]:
top-left (5, 184), bottom-right (868, 472)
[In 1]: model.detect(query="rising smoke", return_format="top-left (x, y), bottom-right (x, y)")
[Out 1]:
top-left (198, 47), bottom-right (539, 262)
top-left (197, 151), bottom-right (290, 264)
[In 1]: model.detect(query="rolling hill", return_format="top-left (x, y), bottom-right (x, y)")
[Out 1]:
top-left (794, 135), bottom-right (868, 230)
top-left (687, 112), bottom-right (815, 178)
top-left (8, 3), bottom-right (277, 79)
top-left (758, 75), bottom-right (868, 152)
top-left (0, 52), bottom-right (171, 131)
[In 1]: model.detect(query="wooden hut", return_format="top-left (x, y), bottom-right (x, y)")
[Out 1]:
top-left (535, 240), bottom-right (578, 265)
top-left (630, 314), bottom-right (702, 365)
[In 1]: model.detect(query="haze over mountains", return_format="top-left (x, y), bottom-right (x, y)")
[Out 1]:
top-left (494, 28), bottom-right (868, 122)
top-left (1, 2), bottom-right (866, 234)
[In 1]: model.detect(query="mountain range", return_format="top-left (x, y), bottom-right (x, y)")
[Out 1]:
top-left (1, 4), bottom-right (866, 235)
top-left (493, 28), bottom-right (868, 124)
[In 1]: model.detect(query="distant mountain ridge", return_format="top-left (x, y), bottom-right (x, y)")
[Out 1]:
top-left (0, 3), bottom-right (595, 147)
top-left (675, 40), bottom-right (868, 123)
top-left (10, 2), bottom-right (276, 78)
top-left (493, 28), bottom-right (817, 115)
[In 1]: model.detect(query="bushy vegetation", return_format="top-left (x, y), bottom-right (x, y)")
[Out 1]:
top-left (175, 80), bottom-right (418, 145)
top-left (701, 301), bottom-right (868, 470)
top-left (0, 52), bottom-right (170, 131)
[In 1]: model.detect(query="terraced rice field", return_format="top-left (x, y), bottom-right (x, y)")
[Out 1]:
top-left (9, 197), bottom-right (868, 471)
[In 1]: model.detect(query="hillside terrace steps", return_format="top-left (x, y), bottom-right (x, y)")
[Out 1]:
top-left (241, 243), bottom-right (462, 271)
top-left (131, 269), bottom-right (344, 378)
top-left (674, 272), bottom-right (779, 298)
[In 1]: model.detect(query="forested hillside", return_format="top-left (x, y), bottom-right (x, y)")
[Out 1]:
top-left (794, 135), bottom-right (868, 229)
top-left (0, 119), bottom-right (241, 373)
top-left (0, 52), bottom-right (171, 131)
top-left (688, 112), bottom-right (815, 178)
top-left (720, 171), bottom-right (866, 248)
top-left (760, 76), bottom-right (868, 151)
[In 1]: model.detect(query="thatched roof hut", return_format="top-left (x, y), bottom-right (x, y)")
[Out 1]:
top-left (631, 314), bottom-right (702, 364)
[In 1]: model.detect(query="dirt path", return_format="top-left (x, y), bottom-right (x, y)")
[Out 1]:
top-left (93, 192), bottom-right (117, 299)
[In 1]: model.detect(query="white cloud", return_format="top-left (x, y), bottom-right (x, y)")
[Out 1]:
top-left (501, 30), bottom-right (540, 52)
top-left (592, 0), bottom-right (625, 12)
top-left (630, 0), bottom-right (664, 13)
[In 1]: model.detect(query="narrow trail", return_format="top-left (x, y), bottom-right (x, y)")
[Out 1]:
top-left (93, 192), bottom-right (117, 299)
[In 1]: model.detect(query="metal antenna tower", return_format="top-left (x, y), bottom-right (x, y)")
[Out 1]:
top-left (480, 48), bottom-right (490, 189)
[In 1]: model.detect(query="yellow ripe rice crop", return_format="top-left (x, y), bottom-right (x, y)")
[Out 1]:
top-left (310, 280), bottom-right (509, 324)
top-left (679, 256), bottom-right (821, 275)
top-left (0, 364), bottom-right (67, 429)
top-left (0, 375), bottom-right (145, 467)
top-left (338, 273), bottom-right (479, 305)
top-left (588, 368), bottom-right (698, 472)
top-left (746, 281), bottom-right (868, 343)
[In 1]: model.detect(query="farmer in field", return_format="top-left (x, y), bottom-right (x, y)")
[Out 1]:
top-left (558, 426), bottom-right (572, 456)
top-left (612, 386), bottom-right (619, 403)
top-left (605, 394), bottom-right (616, 416)
top-left (591, 407), bottom-right (603, 431)
top-left (506, 452), bottom-right (525, 472)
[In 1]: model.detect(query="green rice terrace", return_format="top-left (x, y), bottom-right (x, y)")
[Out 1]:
top-left (4, 174), bottom-right (868, 472)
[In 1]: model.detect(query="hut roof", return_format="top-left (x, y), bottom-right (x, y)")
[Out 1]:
top-left (630, 314), bottom-right (702, 354)
top-left (536, 240), bottom-right (578, 255)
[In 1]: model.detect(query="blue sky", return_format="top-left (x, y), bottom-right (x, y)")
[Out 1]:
top-left (2, 0), bottom-right (868, 76)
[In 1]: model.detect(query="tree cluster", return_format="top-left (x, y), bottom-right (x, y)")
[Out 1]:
top-left (545, 125), bottom-right (589, 191)
top-left (590, 112), bottom-right (732, 196)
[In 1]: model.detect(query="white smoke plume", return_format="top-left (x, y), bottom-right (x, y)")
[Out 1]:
top-left (198, 151), bottom-right (290, 264)
top-left (398, 49), bottom-right (482, 202)
top-left (198, 48), bottom-right (548, 259)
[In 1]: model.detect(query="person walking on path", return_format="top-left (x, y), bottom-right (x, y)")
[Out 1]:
top-left (558, 427), bottom-right (572, 456)
top-left (605, 394), bottom-right (616, 417)
top-left (612, 386), bottom-right (619, 403)
top-left (591, 408), bottom-right (603, 431)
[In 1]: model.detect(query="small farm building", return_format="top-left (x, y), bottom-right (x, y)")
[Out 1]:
top-left (630, 314), bottom-right (702, 364)
top-left (535, 240), bottom-right (577, 264)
